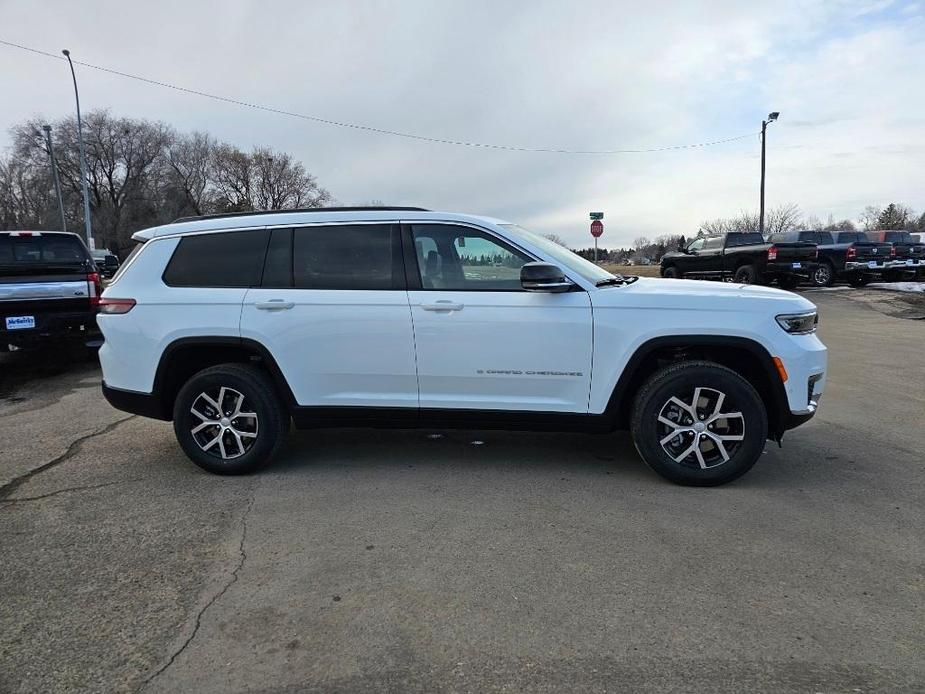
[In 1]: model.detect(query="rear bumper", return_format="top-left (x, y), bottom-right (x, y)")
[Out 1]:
top-left (101, 381), bottom-right (170, 420)
top-left (888, 259), bottom-right (922, 269)
top-left (845, 260), bottom-right (888, 272)
top-left (765, 261), bottom-right (817, 276)
top-left (1, 311), bottom-right (101, 350)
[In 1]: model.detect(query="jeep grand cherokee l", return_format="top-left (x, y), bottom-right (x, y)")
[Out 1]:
top-left (98, 208), bottom-right (827, 486)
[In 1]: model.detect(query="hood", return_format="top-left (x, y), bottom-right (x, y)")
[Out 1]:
top-left (592, 276), bottom-right (815, 312)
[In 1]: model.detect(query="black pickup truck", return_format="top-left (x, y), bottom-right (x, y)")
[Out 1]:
top-left (1, 231), bottom-right (103, 353)
top-left (866, 231), bottom-right (925, 281)
top-left (769, 230), bottom-right (892, 287)
top-left (660, 232), bottom-right (817, 288)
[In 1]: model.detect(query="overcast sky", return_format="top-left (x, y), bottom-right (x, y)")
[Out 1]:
top-left (2, 0), bottom-right (923, 247)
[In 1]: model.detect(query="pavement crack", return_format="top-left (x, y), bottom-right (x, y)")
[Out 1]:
top-left (0, 415), bottom-right (136, 500)
top-left (140, 492), bottom-right (254, 691)
top-left (0, 478), bottom-right (142, 504)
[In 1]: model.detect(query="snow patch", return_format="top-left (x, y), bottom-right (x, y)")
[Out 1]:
top-left (866, 282), bottom-right (925, 294)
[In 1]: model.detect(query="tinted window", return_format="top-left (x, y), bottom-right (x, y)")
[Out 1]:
top-left (883, 231), bottom-right (912, 243)
top-left (800, 231), bottom-right (832, 244)
top-left (293, 224), bottom-right (398, 290)
top-left (0, 234), bottom-right (88, 266)
top-left (411, 224), bottom-right (533, 290)
top-left (703, 237), bottom-right (723, 249)
top-left (726, 233), bottom-right (764, 247)
top-left (262, 228), bottom-right (292, 288)
top-left (163, 230), bottom-right (269, 287)
top-left (836, 232), bottom-right (864, 243)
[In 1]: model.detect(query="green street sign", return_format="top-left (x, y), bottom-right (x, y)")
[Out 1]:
top-left (589, 212), bottom-right (604, 220)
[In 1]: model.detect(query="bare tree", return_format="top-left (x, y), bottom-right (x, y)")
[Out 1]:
top-left (765, 203), bottom-right (803, 235)
top-left (632, 236), bottom-right (650, 250)
top-left (165, 131), bottom-right (213, 217)
top-left (543, 233), bottom-right (568, 246)
top-left (859, 205), bottom-right (881, 231)
top-left (699, 204), bottom-right (802, 237)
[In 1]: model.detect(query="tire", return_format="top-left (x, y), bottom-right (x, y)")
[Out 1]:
top-left (172, 363), bottom-right (287, 475)
top-left (810, 262), bottom-right (835, 288)
top-left (630, 360), bottom-right (768, 486)
top-left (848, 274), bottom-right (870, 288)
top-left (778, 275), bottom-right (801, 291)
top-left (733, 264), bottom-right (759, 285)
top-left (662, 266), bottom-right (681, 279)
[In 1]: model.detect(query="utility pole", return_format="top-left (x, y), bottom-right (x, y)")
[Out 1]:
top-left (62, 49), bottom-right (94, 250)
top-left (759, 111), bottom-right (779, 236)
top-left (41, 125), bottom-right (67, 231)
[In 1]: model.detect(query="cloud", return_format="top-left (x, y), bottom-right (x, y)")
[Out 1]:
top-left (0, 0), bottom-right (922, 247)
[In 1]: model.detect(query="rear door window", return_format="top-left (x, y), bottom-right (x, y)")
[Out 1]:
top-left (163, 230), bottom-right (270, 287)
top-left (292, 224), bottom-right (401, 290)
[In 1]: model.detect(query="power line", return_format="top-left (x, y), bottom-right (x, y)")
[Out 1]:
top-left (1, 38), bottom-right (758, 155)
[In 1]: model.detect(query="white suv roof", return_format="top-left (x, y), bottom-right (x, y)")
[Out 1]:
top-left (132, 208), bottom-right (512, 242)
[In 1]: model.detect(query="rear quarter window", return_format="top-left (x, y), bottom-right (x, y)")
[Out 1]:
top-left (162, 230), bottom-right (270, 287)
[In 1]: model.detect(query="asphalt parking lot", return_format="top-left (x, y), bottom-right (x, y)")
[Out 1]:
top-left (1, 289), bottom-right (923, 693)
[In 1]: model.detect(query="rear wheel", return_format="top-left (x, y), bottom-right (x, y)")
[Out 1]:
top-left (733, 264), bottom-right (759, 285)
top-left (173, 363), bottom-right (286, 475)
top-left (662, 266), bottom-right (681, 279)
top-left (630, 361), bottom-right (768, 486)
top-left (810, 262), bottom-right (834, 287)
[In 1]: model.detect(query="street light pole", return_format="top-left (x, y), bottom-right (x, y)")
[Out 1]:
top-left (62, 49), bottom-right (94, 249)
top-left (41, 125), bottom-right (67, 232)
top-left (759, 111), bottom-right (779, 237)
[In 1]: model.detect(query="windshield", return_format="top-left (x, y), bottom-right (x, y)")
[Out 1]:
top-left (500, 224), bottom-right (617, 284)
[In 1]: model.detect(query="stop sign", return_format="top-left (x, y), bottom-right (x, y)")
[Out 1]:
top-left (590, 220), bottom-right (604, 238)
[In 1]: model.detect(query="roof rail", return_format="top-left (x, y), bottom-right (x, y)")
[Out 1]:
top-left (170, 206), bottom-right (429, 224)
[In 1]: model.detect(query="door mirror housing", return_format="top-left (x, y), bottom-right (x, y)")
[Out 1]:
top-left (520, 262), bottom-right (573, 292)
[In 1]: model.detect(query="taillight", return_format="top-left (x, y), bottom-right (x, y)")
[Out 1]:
top-left (846, 245), bottom-right (857, 260)
top-left (87, 272), bottom-right (102, 306)
top-left (890, 246), bottom-right (896, 258)
top-left (767, 246), bottom-right (778, 261)
top-left (813, 248), bottom-right (818, 259)
top-left (97, 298), bottom-right (136, 314)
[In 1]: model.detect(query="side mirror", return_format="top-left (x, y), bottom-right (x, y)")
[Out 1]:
top-left (521, 262), bottom-right (573, 292)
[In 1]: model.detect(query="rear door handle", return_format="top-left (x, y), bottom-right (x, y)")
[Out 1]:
top-left (421, 301), bottom-right (464, 312)
top-left (255, 300), bottom-right (294, 310)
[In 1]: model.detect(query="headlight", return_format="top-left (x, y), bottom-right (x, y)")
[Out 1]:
top-left (776, 311), bottom-right (818, 334)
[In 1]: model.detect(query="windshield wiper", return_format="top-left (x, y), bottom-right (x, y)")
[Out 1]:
top-left (595, 275), bottom-right (638, 287)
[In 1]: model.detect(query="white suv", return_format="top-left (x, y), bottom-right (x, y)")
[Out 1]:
top-left (98, 207), bottom-right (826, 486)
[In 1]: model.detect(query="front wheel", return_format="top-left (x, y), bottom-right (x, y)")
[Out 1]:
top-left (630, 361), bottom-right (768, 486)
top-left (662, 266), bottom-right (681, 279)
top-left (173, 363), bottom-right (287, 475)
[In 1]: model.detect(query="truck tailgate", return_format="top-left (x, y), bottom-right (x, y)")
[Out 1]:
top-left (772, 242), bottom-right (817, 261)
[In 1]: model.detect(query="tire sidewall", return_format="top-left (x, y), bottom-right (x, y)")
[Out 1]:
top-left (811, 263), bottom-right (834, 287)
top-left (173, 366), bottom-right (284, 475)
top-left (632, 364), bottom-right (768, 486)
top-left (662, 266), bottom-right (678, 279)
top-left (734, 265), bottom-right (756, 284)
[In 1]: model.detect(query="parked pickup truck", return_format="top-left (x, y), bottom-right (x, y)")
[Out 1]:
top-left (660, 232), bottom-right (817, 288)
top-left (866, 231), bottom-right (925, 281)
top-left (1, 231), bottom-right (104, 353)
top-left (769, 230), bottom-right (892, 287)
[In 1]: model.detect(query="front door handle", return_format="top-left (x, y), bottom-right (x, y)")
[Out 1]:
top-left (421, 301), bottom-right (464, 312)
top-left (255, 300), bottom-right (295, 311)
